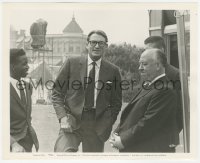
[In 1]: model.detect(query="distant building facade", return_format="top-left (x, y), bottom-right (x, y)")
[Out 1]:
top-left (10, 15), bottom-right (87, 66)
top-left (10, 16), bottom-right (87, 103)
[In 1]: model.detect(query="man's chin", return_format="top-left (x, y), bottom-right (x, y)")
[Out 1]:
top-left (21, 73), bottom-right (28, 78)
top-left (91, 54), bottom-right (101, 60)
top-left (92, 51), bottom-right (101, 56)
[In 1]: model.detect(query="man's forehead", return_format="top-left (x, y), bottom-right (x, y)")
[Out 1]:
top-left (140, 50), bottom-right (156, 62)
top-left (89, 33), bottom-right (106, 42)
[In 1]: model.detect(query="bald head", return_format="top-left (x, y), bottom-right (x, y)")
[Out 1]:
top-left (139, 49), bottom-right (166, 82)
top-left (141, 49), bottom-right (167, 67)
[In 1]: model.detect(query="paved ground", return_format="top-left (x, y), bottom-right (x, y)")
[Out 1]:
top-left (31, 104), bottom-right (184, 153)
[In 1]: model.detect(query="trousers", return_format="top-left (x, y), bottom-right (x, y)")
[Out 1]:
top-left (18, 130), bottom-right (34, 152)
top-left (54, 109), bottom-right (104, 152)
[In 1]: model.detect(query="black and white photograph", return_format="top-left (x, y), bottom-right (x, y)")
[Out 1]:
top-left (1, 2), bottom-right (198, 160)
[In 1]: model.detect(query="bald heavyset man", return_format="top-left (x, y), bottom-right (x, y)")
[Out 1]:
top-left (110, 49), bottom-right (180, 152)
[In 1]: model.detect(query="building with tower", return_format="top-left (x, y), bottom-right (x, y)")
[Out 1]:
top-left (10, 15), bottom-right (87, 66)
top-left (10, 15), bottom-right (87, 103)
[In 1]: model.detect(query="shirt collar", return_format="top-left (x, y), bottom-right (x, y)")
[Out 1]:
top-left (10, 77), bottom-right (26, 86)
top-left (87, 54), bottom-right (101, 69)
top-left (149, 73), bottom-right (166, 85)
top-left (10, 76), bottom-right (17, 83)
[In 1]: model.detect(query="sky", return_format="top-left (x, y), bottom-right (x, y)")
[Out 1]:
top-left (7, 3), bottom-right (149, 46)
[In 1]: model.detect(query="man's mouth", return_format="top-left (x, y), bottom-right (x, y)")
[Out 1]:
top-left (25, 69), bottom-right (29, 73)
top-left (93, 49), bottom-right (100, 52)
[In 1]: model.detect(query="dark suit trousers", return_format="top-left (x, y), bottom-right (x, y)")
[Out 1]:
top-left (54, 110), bottom-right (104, 152)
top-left (18, 130), bottom-right (34, 152)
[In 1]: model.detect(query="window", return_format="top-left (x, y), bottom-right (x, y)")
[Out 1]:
top-left (165, 34), bottom-right (179, 68)
top-left (69, 46), bottom-right (73, 53)
top-left (76, 46), bottom-right (80, 53)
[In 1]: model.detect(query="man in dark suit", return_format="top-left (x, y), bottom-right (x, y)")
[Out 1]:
top-left (52, 30), bottom-right (122, 152)
top-left (110, 49), bottom-right (179, 152)
top-left (10, 48), bottom-right (39, 152)
top-left (144, 36), bottom-right (183, 135)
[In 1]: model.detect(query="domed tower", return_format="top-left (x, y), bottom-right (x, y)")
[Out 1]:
top-left (62, 15), bottom-right (87, 56)
top-left (44, 14), bottom-right (87, 66)
top-left (63, 15), bottom-right (83, 34)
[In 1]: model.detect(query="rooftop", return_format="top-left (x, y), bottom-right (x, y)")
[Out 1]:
top-left (63, 16), bottom-right (83, 34)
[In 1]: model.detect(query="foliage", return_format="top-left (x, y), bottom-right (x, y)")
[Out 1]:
top-left (104, 43), bottom-right (144, 102)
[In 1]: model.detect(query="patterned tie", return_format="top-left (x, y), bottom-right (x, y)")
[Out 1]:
top-left (18, 80), bottom-right (27, 106)
top-left (84, 62), bottom-right (96, 108)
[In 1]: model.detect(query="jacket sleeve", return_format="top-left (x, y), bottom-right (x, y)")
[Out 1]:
top-left (110, 67), bottom-right (122, 124)
top-left (120, 89), bottom-right (177, 148)
top-left (52, 58), bottom-right (71, 120)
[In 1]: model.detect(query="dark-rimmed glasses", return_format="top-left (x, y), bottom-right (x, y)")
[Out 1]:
top-left (89, 41), bottom-right (107, 48)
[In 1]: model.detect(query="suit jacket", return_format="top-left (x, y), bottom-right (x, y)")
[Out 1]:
top-left (165, 63), bottom-right (179, 82)
top-left (165, 63), bottom-right (183, 132)
top-left (10, 81), bottom-right (39, 151)
top-left (52, 55), bottom-right (122, 142)
top-left (115, 76), bottom-right (179, 152)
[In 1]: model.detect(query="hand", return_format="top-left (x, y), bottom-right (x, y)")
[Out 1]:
top-left (109, 132), bottom-right (118, 150)
top-left (11, 142), bottom-right (25, 152)
top-left (109, 131), bottom-right (116, 142)
top-left (60, 116), bottom-right (73, 133)
top-left (109, 133), bottom-right (124, 150)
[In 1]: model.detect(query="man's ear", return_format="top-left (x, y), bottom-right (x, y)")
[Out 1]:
top-left (156, 62), bottom-right (161, 70)
top-left (104, 43), bottom-right (108, 48)
top-left (161, 47), bottom-right (165, 53)
top-left (10, 65), bottom-right (13, 74)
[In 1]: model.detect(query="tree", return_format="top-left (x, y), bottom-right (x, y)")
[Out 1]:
top-left (104, 43), bottom-right (144, 102)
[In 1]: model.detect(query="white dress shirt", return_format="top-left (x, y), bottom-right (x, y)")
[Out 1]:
top-left (87, 55), bottom-right (102, 108)
top-left (10, 77), bottom-right (26, 99)
top-left (149, 73), bottom-right (166, 86)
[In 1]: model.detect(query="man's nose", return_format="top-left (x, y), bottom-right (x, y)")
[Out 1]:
top-left (139, 64), bottom-right (143, 70)
top-left (95, 42), bottom-right (100, 48)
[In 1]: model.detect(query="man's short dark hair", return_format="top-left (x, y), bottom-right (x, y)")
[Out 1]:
top-left (10, 48), bottom-right (26, 65)
top-left (144, 36), bottom-right (165, 50)
top-left (155, 49), bottom-right (167, 67)
top-left (87, 30), bottom-right (108, 43)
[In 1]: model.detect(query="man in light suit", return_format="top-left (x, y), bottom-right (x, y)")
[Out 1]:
top-left (10, 49), bottom-right (39, 152)
top-left (110, 49), bottom-right (179, 152)
top-left (52, 30), bottom-right (122, 152)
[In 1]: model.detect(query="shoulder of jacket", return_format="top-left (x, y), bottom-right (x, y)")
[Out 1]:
top-left (103, 59), bottom-right (120, 71)
top-left (66, 55), bottom-right (86, 64)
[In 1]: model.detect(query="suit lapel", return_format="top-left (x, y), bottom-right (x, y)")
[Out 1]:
top-left (96, 59), bottom-right (108, 97)
top-left (10, 83), bottom-right (25, 110)
top-left (120, 86), bottom-right (153, 122)
top-left (130, 86), bottom-right (153, 104)
top-left (79, 55), bottom-right (87, 89)
top-left (129, 76), bottom-right (168, 104)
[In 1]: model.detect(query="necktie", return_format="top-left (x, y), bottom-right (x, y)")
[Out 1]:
top-left (18, 80), bottom-right (27, 106)
top-left (84, 62), bottom-right (95, 108)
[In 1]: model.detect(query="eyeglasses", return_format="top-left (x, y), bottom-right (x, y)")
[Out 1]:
top-left (89, 41), bottom-right (107, 47)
